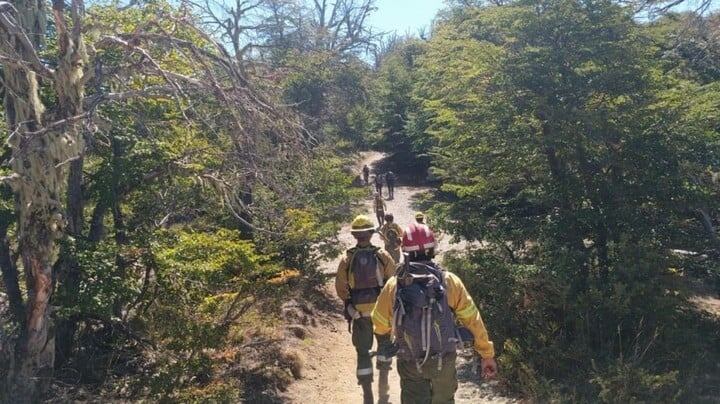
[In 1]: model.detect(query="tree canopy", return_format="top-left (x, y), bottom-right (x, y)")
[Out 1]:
top-left (0, 0), bottom-right (718, 402)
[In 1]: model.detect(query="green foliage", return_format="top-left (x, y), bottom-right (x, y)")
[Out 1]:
top-left (0, 1), bottom-right (364, 400)
top-left (591, 362), bottom-right (680, 403)
top-left (251, 149), bottom-right (361, 271)
top-left (367, 39), bottom-right (427, 154)
top-left (413, 0), bottom-right (720, 401)
top-left (281, 51), bottom-right (372, 146)
top-left (155, 228), bottom-right (270, 293)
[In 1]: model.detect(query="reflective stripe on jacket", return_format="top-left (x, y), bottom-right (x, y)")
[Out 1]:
top-left (372, 270), bottom-right (495, 359)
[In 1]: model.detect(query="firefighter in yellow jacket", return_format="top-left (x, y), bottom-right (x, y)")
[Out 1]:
top-left (379, 213), bottom-right (404, 264)
top-left (371, 222), bottom-right (498, 404)
top-left (335, 215), bottom-right (396, 404)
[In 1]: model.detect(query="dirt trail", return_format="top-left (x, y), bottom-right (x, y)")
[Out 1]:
top-left (285, 152), bottom-right (515, 404)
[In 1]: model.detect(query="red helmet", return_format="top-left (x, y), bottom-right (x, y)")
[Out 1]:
top-left (402, 223), bottom-right (436, 254)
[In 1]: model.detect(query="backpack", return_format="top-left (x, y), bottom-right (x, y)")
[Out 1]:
top-left (347, 246), bottom-right (384, 306)
top-left (384, 226), bottom-right (401, 249)
top-left (392, 261), bottom-right (459, 368)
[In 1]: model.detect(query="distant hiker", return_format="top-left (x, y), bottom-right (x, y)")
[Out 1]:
top-left (385, 171), bottom-right (396, 200)
top-left (371, 223), bottom-right (498, 403)
top-left (379, 213), bottom-right (403, 264)
top-left (374, 173), bottom-right (384, 195)
top-left (374, 192), bottom-right (387, 228)
top-left (415, 211), bottom-right (425, 224)
top-left (362, 164), bottom-right (370, 185)
top-left (335, 215), bottom-right (397, 404)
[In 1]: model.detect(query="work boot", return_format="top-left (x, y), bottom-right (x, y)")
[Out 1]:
top-left (361, 381), bottom-right (374, 404)
top-left (378, 369), bottom-right (390, 404)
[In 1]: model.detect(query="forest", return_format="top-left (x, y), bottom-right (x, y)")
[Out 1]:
top-left (0, 0), bottom-right (718, 402)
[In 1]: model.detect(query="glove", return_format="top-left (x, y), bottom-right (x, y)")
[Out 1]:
top-left (343, 301), bottom-right (353, 323)
top-left (375, 333), bottom-right (396, 370)
top-left (376, 334), bottom-right (398, 358)
top-left (346, 302), bottom-right (361, 320)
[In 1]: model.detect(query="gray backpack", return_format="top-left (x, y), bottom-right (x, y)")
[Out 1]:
top-left (348, 246), bottom-right (384, 306)
top-left (393, 262), bottom-right (459, 369)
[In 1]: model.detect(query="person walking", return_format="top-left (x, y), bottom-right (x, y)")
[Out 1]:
top-left (385, 171), bottom-right (396, 200)
top-left (374, 192), bottom-right (387, 228)
top-left (371, 222), bottom-right (498, 404)
top-left (335, 215), bottom-right (397, 404)
top-left (362, 164), bottom-right (370, 185)
top-left (375, 173), bottom-right (384, 196)
top-left (379, 213), bottom-right (403, 264)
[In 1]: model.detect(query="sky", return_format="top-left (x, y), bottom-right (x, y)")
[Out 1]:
top-left (368, 0), bottom-right (445, 36)
top-left (367, 0), bottom-right (720, 36)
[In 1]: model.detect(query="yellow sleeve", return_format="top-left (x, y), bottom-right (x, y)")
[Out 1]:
top-left (335, 254), bottom-right (350, 302)
top-left (393, 224), bottom-right (404, 243)
top-left (372, 276), bottom-right (396, 335)
top-left (377, 249), bottom-right (397, 280)
top-left (446, 272), bottom-right (495, 358)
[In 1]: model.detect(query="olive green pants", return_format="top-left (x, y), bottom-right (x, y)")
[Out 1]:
top-left (397, 353), bottom-right (458, 404)
top-left (352, 317), bottom-right (376, 383)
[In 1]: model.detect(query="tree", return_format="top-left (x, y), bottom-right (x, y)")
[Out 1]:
top-left (0, 1), bottom-right (87, 398)
top-left (414, 0), bottom-right (720, 399)
top-left (368, 37), bottom-right (428, 158)
top-left (0, 1), bottom-right (306, 399)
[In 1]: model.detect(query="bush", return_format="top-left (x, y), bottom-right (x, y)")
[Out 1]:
top-left (591, 362), bottom-right (679, 404)
top-left (444, 244), bottom-right (720, 402)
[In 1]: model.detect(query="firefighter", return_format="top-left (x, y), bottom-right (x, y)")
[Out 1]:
top-left (335, 215), bottom-right (397, 404)
top-left (374, 192), bottom-right (387, 228)
top-left (375, 173), bottom-right (384, 195)
top-left (385, 171), bottom-right (397, 200)
top-left (371, 222), bottom-right (498, 403)
top-left (379, 213), bottom-right (403, 264)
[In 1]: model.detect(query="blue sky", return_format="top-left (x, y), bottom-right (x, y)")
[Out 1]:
top-left (366, 0), bottom-right (720, 35)
top-left (368, 0), bottom-right (445, 35)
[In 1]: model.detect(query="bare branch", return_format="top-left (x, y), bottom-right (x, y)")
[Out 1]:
top-left (0, 2), bottom-right (54, 77)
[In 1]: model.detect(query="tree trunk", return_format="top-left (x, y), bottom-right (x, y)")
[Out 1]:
top-left (88, 199), bottom-right (109, 242)
top-left (111, 137), bottom-right (128, 318)
top-left (2, 2), bottom-right (53, 400)
top-left (0, 1), bottom-right (86, 400)
top-left (54, 158), bottom-right (84, 368)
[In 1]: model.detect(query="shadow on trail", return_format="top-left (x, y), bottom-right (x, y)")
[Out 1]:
top-left (365, 152), bottom-right (443, 215)
top-left (407, 187), bottom-right (436, 213)
top-left (367, 151), bottom-right (433, 187)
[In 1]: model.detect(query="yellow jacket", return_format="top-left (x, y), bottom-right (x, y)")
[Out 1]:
top-left (380, 222), bottom-right (403, 249)
top-left (335, 243), bottom-right (396, 315)
top-left (371, 270), bottom-right (495, 359)
top-left (374, 198), bottom-right (386, 212)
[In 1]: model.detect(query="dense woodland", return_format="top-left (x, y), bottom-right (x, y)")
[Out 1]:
top-left (0, 0), bottom-right (718, 402)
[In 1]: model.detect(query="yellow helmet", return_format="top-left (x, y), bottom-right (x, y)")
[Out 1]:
top-left (415, 211), bottom-right (425, 220)
top-left (350, 215), bottom-right (375, 233)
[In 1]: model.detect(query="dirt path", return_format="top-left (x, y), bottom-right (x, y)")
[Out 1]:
top-left (285, 152), bottom-right (515, 404)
